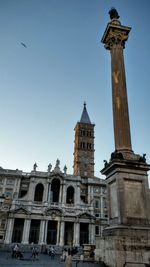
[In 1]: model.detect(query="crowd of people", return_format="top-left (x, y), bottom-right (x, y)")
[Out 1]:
top-left (11, 243), bottom-right (94, 266)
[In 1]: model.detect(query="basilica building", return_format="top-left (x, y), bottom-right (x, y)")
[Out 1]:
top-left (0, 104), bottom-right (107, 249)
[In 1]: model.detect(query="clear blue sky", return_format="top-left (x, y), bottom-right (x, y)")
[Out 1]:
top-left (0, 0), bottom-right (150, 179)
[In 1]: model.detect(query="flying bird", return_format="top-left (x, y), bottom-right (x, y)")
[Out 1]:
top-left (21, 42), bottom-right (27, 48)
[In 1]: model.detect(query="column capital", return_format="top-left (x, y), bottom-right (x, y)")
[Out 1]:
top-left (101, 22), bottom-right (131, 50)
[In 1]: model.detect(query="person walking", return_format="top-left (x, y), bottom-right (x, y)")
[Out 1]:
top-left (51, 246), bottom-right (55, 259)
top-left (64, 248), bottom-right (72, 267)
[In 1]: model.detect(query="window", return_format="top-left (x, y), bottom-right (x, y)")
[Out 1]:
top-left (6, 179), bottom-right (15, 185)
top-left (102, 186), bottom-right (107, 193)
top-left (95, 226), bottom-right (99, 235)
top-left (5, 189), bottom-right (13, 198)
top-left (66, 186), bottom-right (74, 204)
top-left (103, 198), bottom-right (107, 209)
top-left (51, 178), bottom-right (60, 203)
top-left (94, 187), bottom-right (100, 193)
top-left (1, 219), bottom-right (6, 229)
top-left (95, 200), bottom-right (99, 209)
top-left (0, 178), bottom-right (4, 185)
top-left (34, 183), bottom-right (44, 202)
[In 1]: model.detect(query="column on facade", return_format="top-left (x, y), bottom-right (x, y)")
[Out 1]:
top-left (76, 183), bottom-right (80, 205)
top-left (39, 220), bottom-right (46, 244)
top-left (28, 178), bottom-right (35, 202)
top-left (56, 220), bottom-right (60, 245)
top-left (59, 183), bottom-right (63, 204)
top-left (89, 222), bottom-right (95, 244)
top-left (22, 219), bottom-right (31, 244)
top-left (87, 185), bottom-right (91, 204)
top-left (101, 194), bottom-right (104, 218)
top-left (73, 222), bottom-right (80, 246)
top-left (47, 183), bottom-right (51, 203)
top-left (44, 181), bottom-right (49, 202)
top-left (44, 220), bottom-right (48, 243)
top-left (59, 220), bottom-right (65, 246)
top-left (4, 218), bottom-right (14, 244)
top-left (62, 182), bottom-right (66, 204)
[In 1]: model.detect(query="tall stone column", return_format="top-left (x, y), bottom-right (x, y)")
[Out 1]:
top-left (100, 8), bottom-right (150, 267)
top-left (89, 222), bottom-right (95, 244)
top-left (59, 221), bottom-right (65, 246)
top-left (102, 10), bottom-right (132, 153)
top-left (22, 219), bottom-right (31, 244)
top-left (44, 181), bottom-right (49, 202)
top-left (56, 220), bottom-right (60, 245)
top-left (47, 183), bottom-right (51, 203)
top-left (44, 220), bottom-right (48, 243)
top-left (4, 218), bottom-right (14, 244)
top-left (59, 183), bottom-right (63, 203)
top-left (39, 220), bottom-right (45, 244)
top-left (73, 222), bottom-right (80, 246)
top-left (62, 182), bottom-right (66, 204)
top-left (76, 183), bottom-right (80, 206)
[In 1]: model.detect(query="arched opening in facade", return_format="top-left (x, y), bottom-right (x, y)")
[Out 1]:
top-left (51, 178), bottom-right (60, 203)
top-left (65, 222), bottom-right (73, 246)
top-left (12, 218), bottom-right (24, 243)
top-left (34, 183), bottom-right (44, 202)
top-left (66, 186), bottom-right (74, 204)
top-left (80, 223), bottom-right (89, 245)
top-left (29, 219), bottom-right (41, 244)
top-left (47, 220), bottom-right (57, 244)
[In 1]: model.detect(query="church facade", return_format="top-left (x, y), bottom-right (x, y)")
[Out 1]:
top-left (0, 104), bottom-right (107, 249)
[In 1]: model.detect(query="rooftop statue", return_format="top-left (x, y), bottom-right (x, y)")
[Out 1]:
top-left (56, 158), bottom-right (60, 168)
top-left (109, 7), bottom-right (120, 20)
top-left (48, 163), bottom-right (52, 172)
top-left (33, 162), bottom-right (37, 171)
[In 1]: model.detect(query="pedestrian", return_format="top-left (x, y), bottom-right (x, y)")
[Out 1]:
top-left (64, 249), bottom-right (72, 267)
top-left (13, 244), bottom-right (19, 258)
top-left (51, 246), bottom-right (55, 259)
top-left (61, 249), bottom-right (67, 261)
top-left (48, 246), bottom-right (52, 256)
top-left (35, 247), bottom-right (39, 260)
top-left (31, 246), bottom-right (36, 260)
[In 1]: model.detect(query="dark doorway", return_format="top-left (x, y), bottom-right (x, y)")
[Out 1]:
top-left (51, 179), bottom-right (60, 203)
top-left (65, 222), bottom-right (73, 246)
top-left (12, 218), bottom-right (24, 243)
top-left (66, 186), bottom-right (74, 204)
top-left (80, 223), bottom-right (89, 245)
top-left (34, 183), bottom-right (44, 202)
top-left (29, 220), bottom-right (40, 244)
top-left (47, 220), bottom-right (57, 244)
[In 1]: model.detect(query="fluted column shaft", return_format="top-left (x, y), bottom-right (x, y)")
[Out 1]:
top-left (102, 20), bottom-right (132, 152)
top-left (111, 45), bottom-right (132, 151)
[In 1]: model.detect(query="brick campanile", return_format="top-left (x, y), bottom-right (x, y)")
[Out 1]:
top-left (73, 103), bottom-right (95, 178)
top-left (101, 8), bottom-right (132, 153)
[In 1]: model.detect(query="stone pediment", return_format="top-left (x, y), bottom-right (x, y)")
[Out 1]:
top-left (45, 207), bottom-right (63, 217)
top-left (78, 212), bottom-right (95, 220)
top-left (11, 206), bottom-right (31, 215)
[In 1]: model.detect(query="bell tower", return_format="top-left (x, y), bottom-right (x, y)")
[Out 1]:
top-left (73, 103), bottom-right (95, 178)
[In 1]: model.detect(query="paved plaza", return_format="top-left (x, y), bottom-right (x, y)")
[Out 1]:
top-left (0, 252), bottom-right (102, 267)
